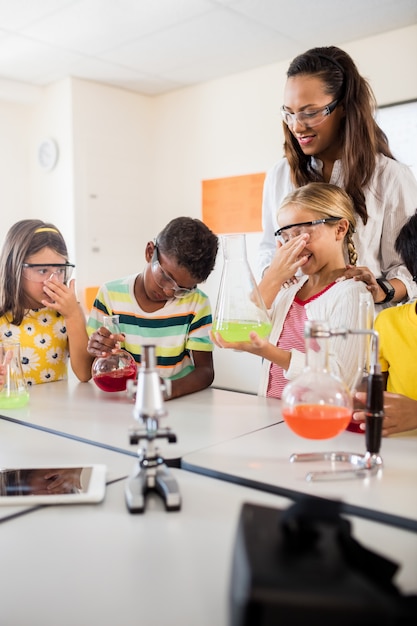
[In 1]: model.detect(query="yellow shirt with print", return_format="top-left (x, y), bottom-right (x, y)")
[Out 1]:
top-left (0, 308), bottom-right (69, 385)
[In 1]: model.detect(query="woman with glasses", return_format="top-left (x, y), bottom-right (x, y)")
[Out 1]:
top-left (212, 183), bottom-right (373, 403)
top-left (0, 220), bottom-right (92, 385)
top-left (87, 217), bottom-right (219, 400)
top-left (258, 45), bottom-right (417, 308)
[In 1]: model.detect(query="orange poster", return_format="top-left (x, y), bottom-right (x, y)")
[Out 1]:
top-left (202, 172), bottom-right (265, 234)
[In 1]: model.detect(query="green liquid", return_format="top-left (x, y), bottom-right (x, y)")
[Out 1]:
top-left (0, 392), bottom-right (30, 409)
top-left (212, 320), bottom-right (272, 342)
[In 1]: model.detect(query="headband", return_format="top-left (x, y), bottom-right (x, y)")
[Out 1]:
top-left (316, 53), bottom-right (344, 74)
top-left (34, 227), bottom-right (59, 234)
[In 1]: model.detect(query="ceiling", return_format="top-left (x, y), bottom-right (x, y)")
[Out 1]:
top-left (0, 0), bottom-right (416, 100)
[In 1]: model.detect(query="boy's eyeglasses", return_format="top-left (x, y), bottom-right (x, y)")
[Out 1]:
top-left (22, 262), bottom-right (75, 283)
top-left (281, 99), bottom-right (339, 128)
top-left (274, 217), bottom-right (341, 244)
top-left (151, 244), bottom-right (196, 298)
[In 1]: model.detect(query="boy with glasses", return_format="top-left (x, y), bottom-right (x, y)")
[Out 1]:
top-left (87, 217), bottom-right (218, 400)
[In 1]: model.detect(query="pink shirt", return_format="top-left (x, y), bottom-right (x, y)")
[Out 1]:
top-left (267, 283), bottom-right (335, 399)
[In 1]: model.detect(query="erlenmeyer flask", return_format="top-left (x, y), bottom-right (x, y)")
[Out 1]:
top-left (212, 234), bottom-right (271, 341)
top-left (92, 315), bottom-right (137, 392)
top-left (281, 320), bottom-right (352, 439)
top-left (0, 342), bottom-right (30, 408)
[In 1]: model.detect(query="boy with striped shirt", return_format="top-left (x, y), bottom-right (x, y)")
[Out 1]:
top-left (87, 217), bottom-right (218, 400)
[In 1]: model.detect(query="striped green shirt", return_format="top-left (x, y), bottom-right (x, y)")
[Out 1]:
top-left (86, 274), bottom-right (213, 380)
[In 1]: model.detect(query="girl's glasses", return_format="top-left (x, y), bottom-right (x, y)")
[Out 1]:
top-left (22, 263), bottom-right (75, 283)
top-left (274, 217), bottom-right (341, 244)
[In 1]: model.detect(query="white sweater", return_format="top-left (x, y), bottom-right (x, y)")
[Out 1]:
top-left (258, 276), bottom-right (374, 397)
top-left (258, 154), bottom-right (417, 305)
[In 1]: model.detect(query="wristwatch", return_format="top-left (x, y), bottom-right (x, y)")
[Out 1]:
top-left (376, 278), bottom-right (395, 304)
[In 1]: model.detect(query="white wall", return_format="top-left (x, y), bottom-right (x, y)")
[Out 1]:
top-left (70, 79), bottom-right (154, 291)
top-left (0, 23), bottom-right (416, 392)
top-left (0, 100), bottom-right (32, 240)
top-left (30, 80), bottom-right (75, 258)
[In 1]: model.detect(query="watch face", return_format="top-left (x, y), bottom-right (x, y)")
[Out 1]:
top-left (377, 278), bottom-right (395, 302)
top-left (381, 280), bottom-right (394, 294)
top-left (38, 139), bottom-right (58, 171)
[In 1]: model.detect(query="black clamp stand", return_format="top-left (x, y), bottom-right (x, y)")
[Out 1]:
top-left (290, 327), bottom-right (384, 481)
top-left (125, 345), bottom-right (181, 513)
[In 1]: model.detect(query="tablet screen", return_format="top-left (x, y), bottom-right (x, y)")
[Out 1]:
top-left (0, 465), bottom-right (106, 504)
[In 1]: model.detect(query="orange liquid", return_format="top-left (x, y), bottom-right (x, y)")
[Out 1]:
top-left (282, 404), bottom-right (352, 439)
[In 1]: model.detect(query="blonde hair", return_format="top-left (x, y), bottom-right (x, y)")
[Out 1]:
top-left (278, 182), bottom-right (358, 265)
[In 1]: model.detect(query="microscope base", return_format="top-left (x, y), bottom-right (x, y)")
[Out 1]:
top-left (125, 459), bottom-right (181, 514)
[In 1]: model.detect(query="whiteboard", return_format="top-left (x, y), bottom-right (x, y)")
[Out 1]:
top-left (376, 100), bottom-right (417, 179)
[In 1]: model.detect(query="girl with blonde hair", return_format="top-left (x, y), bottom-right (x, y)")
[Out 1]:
top-left (212, 182), bottom-right (373, 400)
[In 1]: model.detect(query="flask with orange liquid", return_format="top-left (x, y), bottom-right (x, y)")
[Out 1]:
top-left (281, 320), bottom-right (352, 440)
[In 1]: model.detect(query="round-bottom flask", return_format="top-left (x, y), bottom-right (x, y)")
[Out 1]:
top-left (92, 315), bottom-right (137, 392)
top-left (281, 321), bottom-right (352, 440)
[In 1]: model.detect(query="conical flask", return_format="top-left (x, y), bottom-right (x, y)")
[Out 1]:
top-left (281, 320), bottom-right (352, 439)
top-left (212, 234), bottom-right (271, 342)
top-left (92, 315), bottom-right (137, 392)
top-left (0, 341), bottom-right (30, 408)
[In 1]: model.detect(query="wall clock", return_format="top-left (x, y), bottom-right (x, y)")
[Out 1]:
top-left (37, 138), bottom-right (59, 171)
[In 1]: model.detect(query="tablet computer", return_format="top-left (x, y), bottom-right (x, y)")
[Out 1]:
top-left (0, 464), bottom-right (107, 505)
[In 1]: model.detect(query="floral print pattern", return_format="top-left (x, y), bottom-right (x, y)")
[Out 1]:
top-left (0, 308), bottom-right (68, 385)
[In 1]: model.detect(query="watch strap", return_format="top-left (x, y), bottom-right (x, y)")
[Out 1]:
top-left (376, 278), bottom-right (395, 304)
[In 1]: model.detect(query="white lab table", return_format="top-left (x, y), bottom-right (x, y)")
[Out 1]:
top-left (0, 376), bottom-right (281, 460)
top-left (0, 380), bottom-right (416, 625)
top-left (0, 417), bottom-right (133, 521)
top-left (182, 415), bottom-right (417, 531)
top-left (0, 470), bottom-right (416, 626)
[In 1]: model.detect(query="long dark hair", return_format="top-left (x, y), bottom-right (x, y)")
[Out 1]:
top-left (0, 220), bottom-right (68, 325)
top-left (283, 46), bottom-right (394, 225)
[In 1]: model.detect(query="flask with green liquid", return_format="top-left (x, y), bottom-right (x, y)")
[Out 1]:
top-left (0, 342), bottom-right (30, 409)
top-left (212, 234), bottom-right (271, 342)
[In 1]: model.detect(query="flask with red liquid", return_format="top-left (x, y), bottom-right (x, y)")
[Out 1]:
top-left (281, 320), bottom-right (352, 440)
top-left (91, 315), bottom-right (137, 392)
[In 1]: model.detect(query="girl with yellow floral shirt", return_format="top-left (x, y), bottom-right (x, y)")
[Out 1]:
top-left (0, 220), bottom-right (92, 385)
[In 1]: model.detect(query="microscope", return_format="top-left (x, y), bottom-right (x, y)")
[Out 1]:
top-left (125, 345), bottom-right (181, 513)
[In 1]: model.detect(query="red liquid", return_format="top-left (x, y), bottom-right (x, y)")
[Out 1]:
top-left (93, 365), bottom-right (137, 392)
top-left (346, 418), bottom-right (363, 434)
top-left (282, 404), bottom-right (352, 439)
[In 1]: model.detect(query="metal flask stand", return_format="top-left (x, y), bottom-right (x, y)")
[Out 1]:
top-left (290, 327), bottom-right (384, 481)
top-left (125, 345), bottom-right (181, 513)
